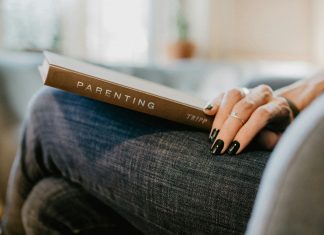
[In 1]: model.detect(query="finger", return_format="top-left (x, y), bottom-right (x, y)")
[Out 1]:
top-left (229, 99), bottom-right (291, 155)
top-left (203, 92), bottom-right (224, 116)
top-left (256, 129), bottom-right (282, 150)
top-left (209, 88), bottom-right (245, 143)
top-left (211, 85), bottom-right (273, 154)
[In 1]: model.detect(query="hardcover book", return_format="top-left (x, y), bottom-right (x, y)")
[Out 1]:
top-left (39, 51), bottom-right (213, 131)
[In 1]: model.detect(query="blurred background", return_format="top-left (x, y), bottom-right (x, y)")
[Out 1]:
top-left (0, 0), bottom-right (324, 218)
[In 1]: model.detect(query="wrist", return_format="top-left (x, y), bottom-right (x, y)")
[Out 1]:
top-left (275, 74), bottom-right (324, 111)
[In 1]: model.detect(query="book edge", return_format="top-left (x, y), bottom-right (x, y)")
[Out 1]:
top-left (49, 64), bottom-right (204, 111)
top-left (43, 51), bottom-right (206, 110)
top-left (38, 59), bottom-right (50, 83)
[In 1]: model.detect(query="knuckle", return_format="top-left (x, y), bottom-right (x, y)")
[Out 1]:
top-left (258, 84), bottom-right (273, 93)
top-left (256, 106), bottom-right (272, 120)
top-left (277, 97), bottom-right (288, 106)
top-left (275, 98), bottom-right (292, 116)
top-left (254, 84), bottom-right (273, 101)
top-left (262, 91), bottom-right (273, 101)
top-left (227, 88), bottom-right (243, 99)
top-left (237, 98), bottom-right (255, 111)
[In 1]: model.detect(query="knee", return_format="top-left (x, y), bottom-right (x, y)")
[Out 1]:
top-left (25, 87), bottom-right (86, 137)
top-left (22, 178), bottom-right (73, 235)
top-left (22, 87), bottom-right (69, 151)
top-left (27, 87), bottom-right (67, 121)
top-left (21, 177), bottom-right (117, 235)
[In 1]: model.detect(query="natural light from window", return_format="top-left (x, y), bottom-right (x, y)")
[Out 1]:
top-left (85, 0), bottom-right (150, 65)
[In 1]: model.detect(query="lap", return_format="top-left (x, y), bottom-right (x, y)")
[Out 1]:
top-left (20, 88), bottom-right (271, 234)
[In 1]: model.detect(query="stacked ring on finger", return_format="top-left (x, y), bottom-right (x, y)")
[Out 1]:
top-left (210, 85), bottom-right (274, 155)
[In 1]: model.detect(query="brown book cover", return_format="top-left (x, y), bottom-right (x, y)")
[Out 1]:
top-left (39, 51), bottom-right (213, 131)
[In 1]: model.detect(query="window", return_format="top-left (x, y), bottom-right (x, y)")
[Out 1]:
top-left (1, 0), bottom-right (60, 50)
top-left (85, 0), bottom-right (150, 65)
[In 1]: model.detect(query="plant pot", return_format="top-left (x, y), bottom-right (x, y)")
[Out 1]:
top-left (167, 41), bottom-right (195, 59)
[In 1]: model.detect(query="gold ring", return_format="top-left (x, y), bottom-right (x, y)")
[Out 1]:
top-left (229, 111), bottom-right (245, 125)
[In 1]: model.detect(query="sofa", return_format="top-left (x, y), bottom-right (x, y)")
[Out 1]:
top-left (246, 93), bottom-right (324, 234)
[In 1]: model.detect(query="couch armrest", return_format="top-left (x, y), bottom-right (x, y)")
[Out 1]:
top-left (245, 78), bottom-right (300, 90)
top-left (246, 94), bottom-right (324, 235)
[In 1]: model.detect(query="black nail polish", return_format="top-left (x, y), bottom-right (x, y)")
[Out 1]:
top-left (204, 104), bottom-right (213, 110)
top-left (211, 139), bottom-right (224, 155)
top-left (227, 141), bottom-right (240, 155)
top-left (209, 128), bottom-right (219, 143)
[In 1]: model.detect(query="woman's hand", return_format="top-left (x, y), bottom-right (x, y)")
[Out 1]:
top-left (203, 70), bottom-right (324, 155)
top-left (203, 85), bottom-right (293, 155)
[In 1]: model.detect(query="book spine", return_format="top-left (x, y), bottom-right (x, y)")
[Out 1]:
top-left (45, 66), bottom-right (214, 131)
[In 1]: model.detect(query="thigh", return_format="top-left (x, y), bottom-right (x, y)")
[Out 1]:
top-left (9, 88), bottom-right (271, 234)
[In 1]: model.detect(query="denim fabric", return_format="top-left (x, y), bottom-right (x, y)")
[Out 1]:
top-left (2, 88), bottom-right (270, 235)
top-left (22, 177), bottom-right (143, 235)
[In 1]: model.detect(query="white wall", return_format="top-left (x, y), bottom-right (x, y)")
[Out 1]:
top-left (208, 0), bottom-right (324, 65)
top-left (186, 0), bottom-right (211, 58)
top-left (311, 0), bottom-right (324, 65)
top-left (59, 0), bottom-right (87, 58)
top-left (3, 0), bottom-right (319, 65)
top-left (0, 0), bottom-right (3, 48)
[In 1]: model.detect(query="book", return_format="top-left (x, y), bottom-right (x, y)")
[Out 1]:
top-left (39, 51), bottom-right (214, 131)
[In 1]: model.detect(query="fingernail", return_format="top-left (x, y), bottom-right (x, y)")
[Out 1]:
top-left (227, 141), bottom-right (240, 155)
top-left (209, 128), bottom-right (219, 143)
top-left (204, 103), bottom-right (213, 110)
top-left (210, 139), bottom-right (224, 155)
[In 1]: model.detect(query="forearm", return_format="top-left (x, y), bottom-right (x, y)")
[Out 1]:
top-left (275, 71), bottom-right (324, 111)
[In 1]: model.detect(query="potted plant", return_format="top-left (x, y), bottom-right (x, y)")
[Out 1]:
top-left (168, 0), bottom-right (195, 59)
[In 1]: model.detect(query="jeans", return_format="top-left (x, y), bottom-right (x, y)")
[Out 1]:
top-left (2, 88), bottom-right (270, 235)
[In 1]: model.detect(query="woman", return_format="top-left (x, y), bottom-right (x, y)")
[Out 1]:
top-left (1, 71), bottom-right (324, 234)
